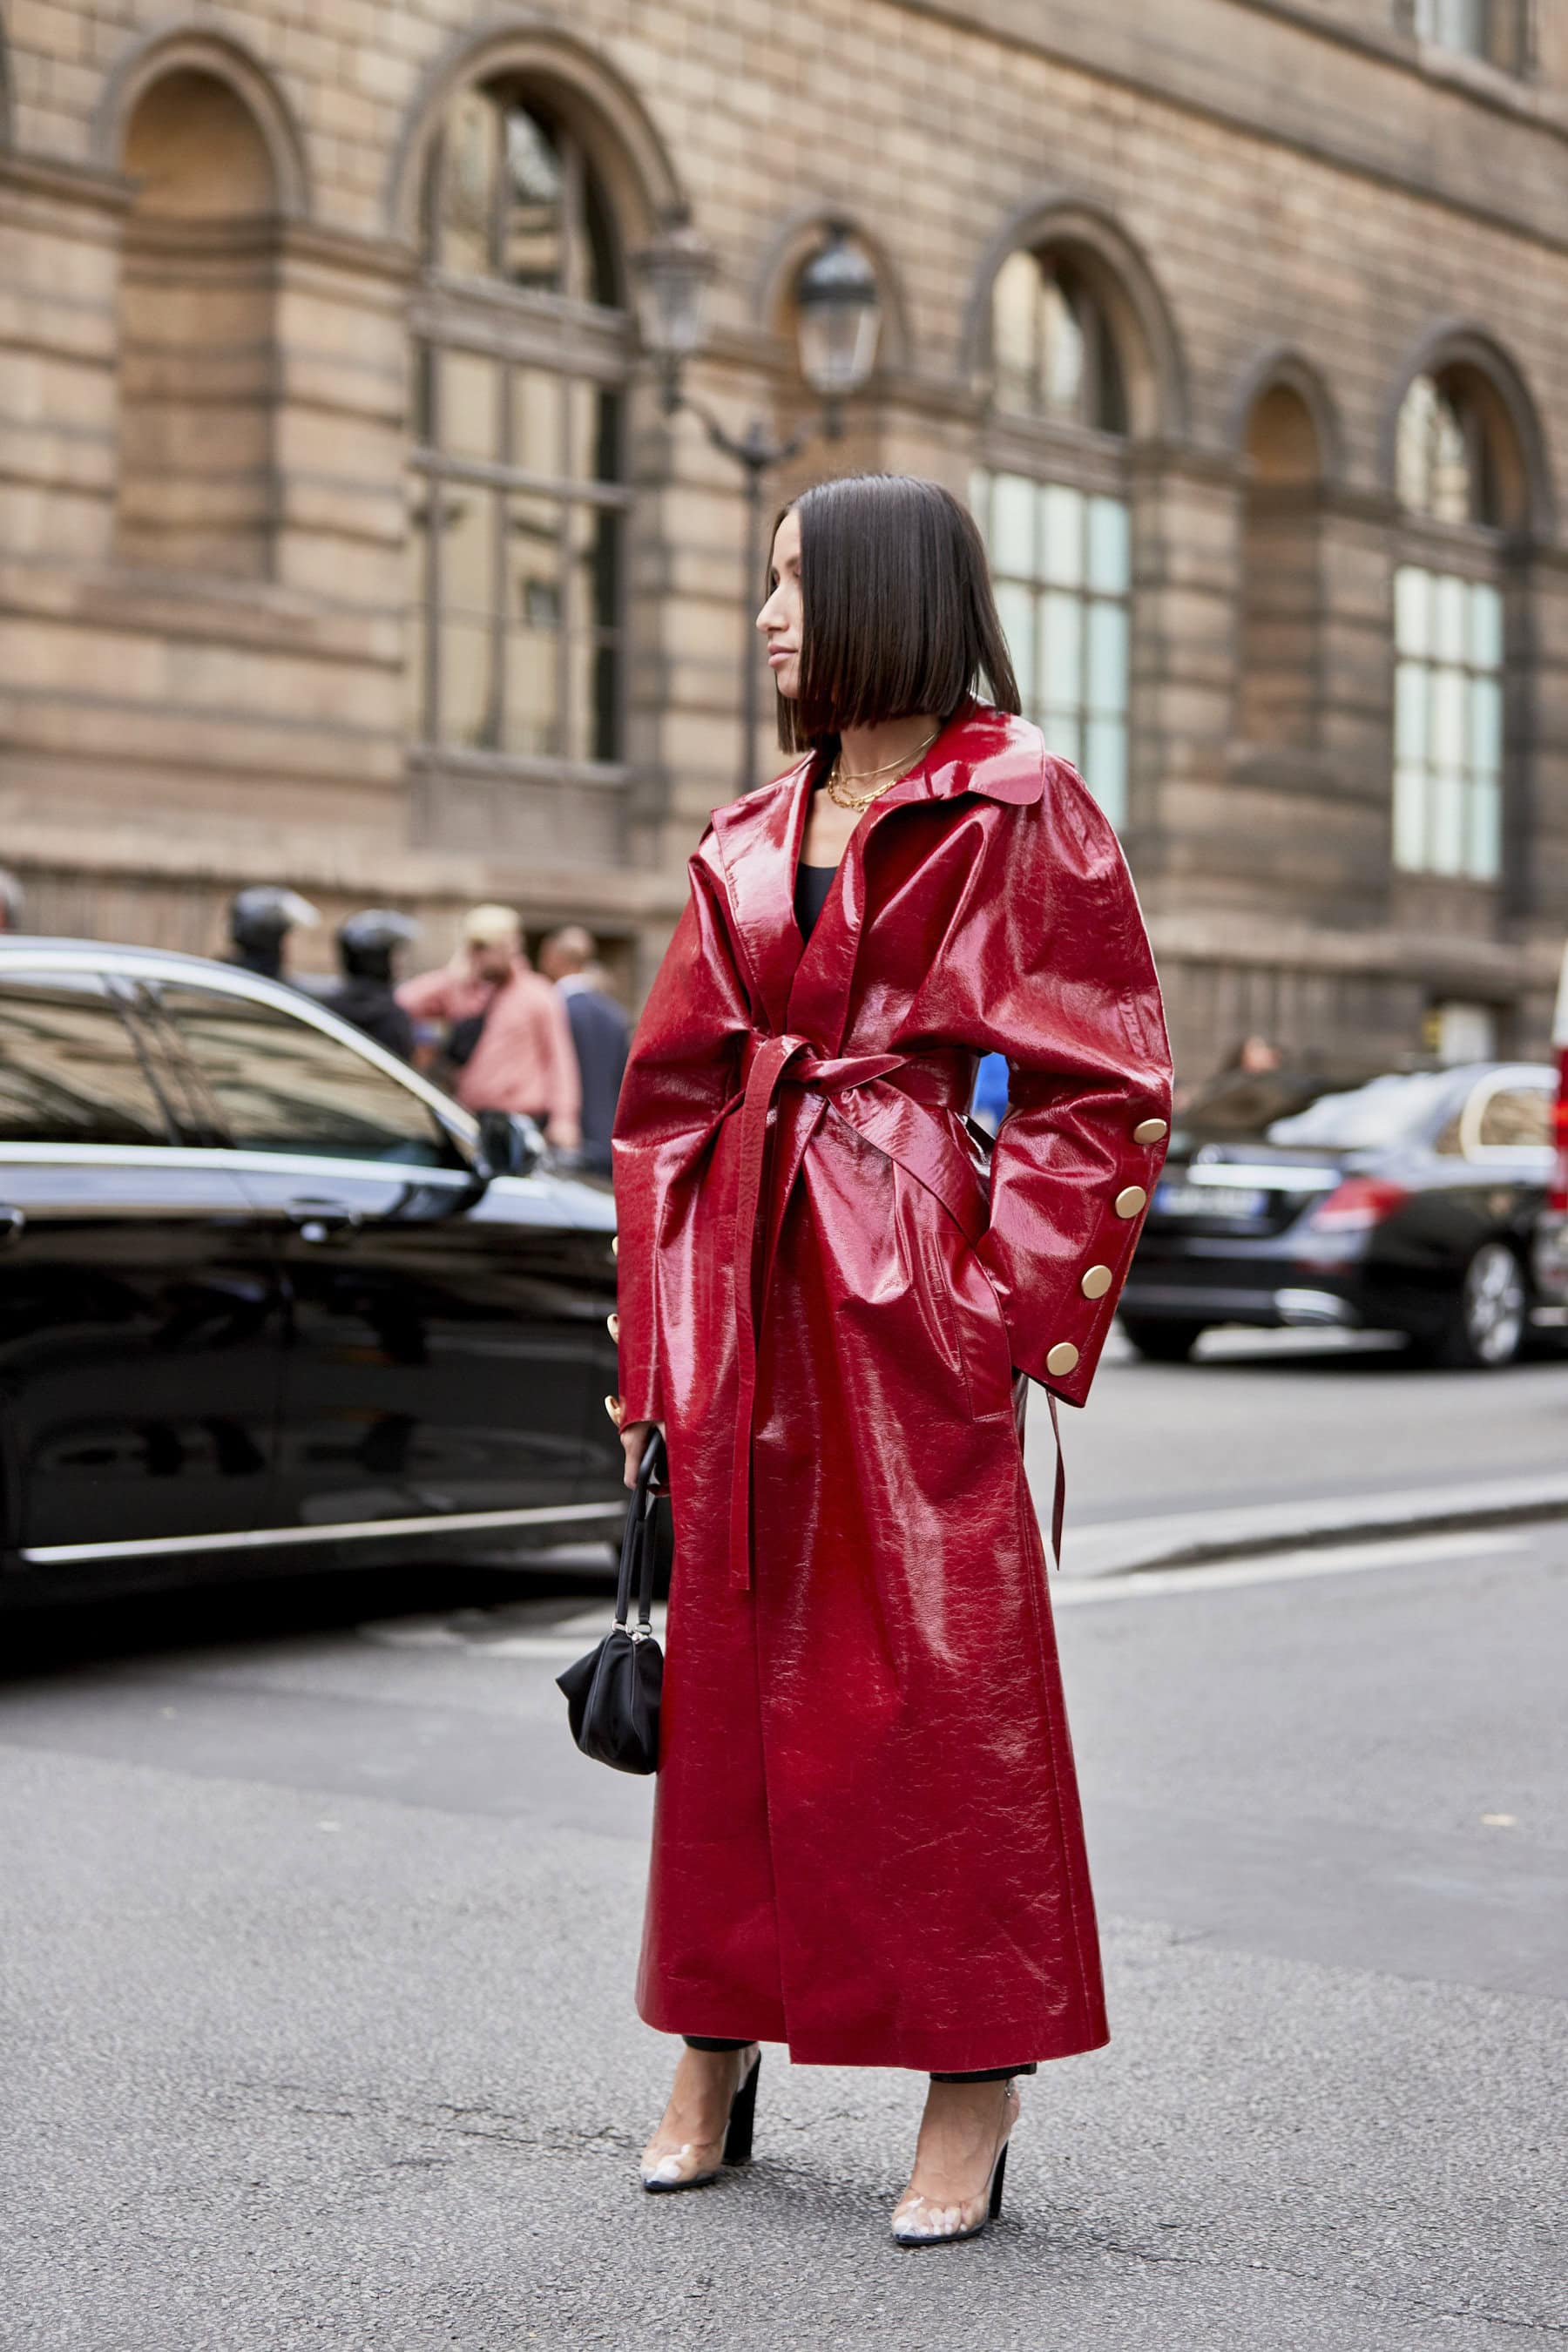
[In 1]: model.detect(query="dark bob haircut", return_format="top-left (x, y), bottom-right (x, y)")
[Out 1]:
top-left (774, 473), bottom-right (1020, 754)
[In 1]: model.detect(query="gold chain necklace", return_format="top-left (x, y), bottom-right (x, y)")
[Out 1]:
top-left (825, 728), bottom-right (941, 814)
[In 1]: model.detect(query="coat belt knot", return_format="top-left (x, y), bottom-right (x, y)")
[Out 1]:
top-left (726, 1031), bottom-right (983, 1592)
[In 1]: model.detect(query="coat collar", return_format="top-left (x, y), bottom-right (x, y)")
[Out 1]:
top-left (705, 705), bottom-right (1046, 1037)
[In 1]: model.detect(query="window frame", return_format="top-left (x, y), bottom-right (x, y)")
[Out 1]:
top-left (1409, 0), bottom-right (1531, 77)
top-left (408, 87), bottom-right (635, 789)
top-left (1389, 370), bottom-right (1515, 890)
top-left (1391, 558), bottom-right (1506, 883)
top-left (972, 465), bottom-right (1132, 829)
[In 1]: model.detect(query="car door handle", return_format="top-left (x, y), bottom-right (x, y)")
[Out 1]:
top-left (0, 1206), bottom-right (24, 1247)
top-left (286, 1200), bottom-right (363, 1244)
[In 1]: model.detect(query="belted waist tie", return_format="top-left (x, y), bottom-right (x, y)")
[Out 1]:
top-left (727, 1033), bottom-right (983, 1592)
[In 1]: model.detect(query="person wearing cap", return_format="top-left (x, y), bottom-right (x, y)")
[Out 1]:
top-left (226, 886), bottom-right (321, 983)
top-left (398, 904), bottom-right (581, 1149)
top-left (325, 910), bottom-right (420, 1061)
top-left (539, 924), bottom-right (630, 1176)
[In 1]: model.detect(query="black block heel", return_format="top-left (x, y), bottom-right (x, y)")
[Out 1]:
top-left (642, 2045), bottom-right (761, 2193)
top-left (892, 2089), bottom-right (1015, 2247)
top-left (722, 2048), bottom-right (761, 2166)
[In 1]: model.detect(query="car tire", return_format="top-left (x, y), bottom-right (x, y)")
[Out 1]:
top-left (1119, 1315), bottom-right (1206, 1363)
top-left (1416, 1240), bottom-right (1528, 1370)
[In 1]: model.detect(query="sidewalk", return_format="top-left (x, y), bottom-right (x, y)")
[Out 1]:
top-left (1058, 1464), bottom-right (1568, 1578)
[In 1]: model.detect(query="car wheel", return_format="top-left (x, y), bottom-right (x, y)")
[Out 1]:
top-left (1119, 1315), bottom-right (1206, 1363)
top-left (1420, 1240), bottom-right (1528, 1369)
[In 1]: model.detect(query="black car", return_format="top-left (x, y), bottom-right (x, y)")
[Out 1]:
top-left (0, 939), bottom-right (625, 1603)
top-left (1119, 1060), bottom-right (1558, 1369)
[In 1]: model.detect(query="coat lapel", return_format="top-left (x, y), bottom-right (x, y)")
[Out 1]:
top-left (711, 708), bottom-right (1048, 1049)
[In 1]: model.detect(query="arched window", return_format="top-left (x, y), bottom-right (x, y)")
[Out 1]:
top-left (1391, 368), bottom-right (1514, 882)
top-left (117, 68), bottom-right (281, 576)
top-left (971, 248), bottom-right (1132, 825)
top-left (989, 251), bottom-right (1127, 434)
top-left (408, 84), bottom-right (629, 768)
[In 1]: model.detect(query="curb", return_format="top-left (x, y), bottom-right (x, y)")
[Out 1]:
top-left (1059, 1477), bottom-right (1568, 1581)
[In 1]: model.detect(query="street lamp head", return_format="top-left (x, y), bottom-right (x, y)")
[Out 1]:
top-left (632, 209), bottom-right (717, 403)
top-left (794, 223), bottom-right (882, 406)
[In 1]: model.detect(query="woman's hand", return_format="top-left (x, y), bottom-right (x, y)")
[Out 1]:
top-left (620, 1420), bottom-right (664, 1490)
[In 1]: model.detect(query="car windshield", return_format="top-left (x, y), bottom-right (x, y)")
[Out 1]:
top-left (1174, 1069), bottom-right (1454, 1152)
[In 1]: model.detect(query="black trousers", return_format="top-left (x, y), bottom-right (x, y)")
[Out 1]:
top-left (683, 2036), bottom-right (1036, 2083)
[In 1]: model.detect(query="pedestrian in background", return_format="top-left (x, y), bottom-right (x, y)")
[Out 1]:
top-left (0, 871), bottom-right (24, 933)
top-left (398, 904), bottom-right (580, 1151)
top-left (611, 476), bottom-right (1172, 2246)
top-left (226, 886), bottom-right (320, 983)
top-left (325, 910), bottom-right (420, 1061)
top-left (539, 924), bottom-right (629, 1175)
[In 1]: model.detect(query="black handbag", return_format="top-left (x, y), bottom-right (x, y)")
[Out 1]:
top-left (556, 1429), bottom-right (666, 1774)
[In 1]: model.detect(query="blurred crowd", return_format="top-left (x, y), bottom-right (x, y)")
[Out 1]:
top-left (0, 862), bottom-right (1308, 1153)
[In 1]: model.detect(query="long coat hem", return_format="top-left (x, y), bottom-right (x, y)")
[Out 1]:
top-left (633, 1988), bottom-right (1112, 2076)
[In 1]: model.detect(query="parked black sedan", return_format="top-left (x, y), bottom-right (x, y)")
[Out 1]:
top-left (1119, 1061), bottom-right (1558, 1369)
top-left (0, 939), bottom-right (625, 1603)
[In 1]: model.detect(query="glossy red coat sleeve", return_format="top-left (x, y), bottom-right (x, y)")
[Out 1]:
top-left (610, 852), bottom-right (750, 1423)
top-left (966, 762), bottom-right (1173, 1407)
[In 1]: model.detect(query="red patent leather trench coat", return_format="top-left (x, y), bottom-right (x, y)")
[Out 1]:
top-left (612, 703), bottom-right (1172, 2072)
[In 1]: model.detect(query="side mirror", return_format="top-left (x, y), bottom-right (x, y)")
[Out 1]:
top-left (476, 1108), bottom-right (544, 1180)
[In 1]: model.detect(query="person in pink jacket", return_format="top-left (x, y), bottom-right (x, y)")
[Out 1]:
top-left (398, 903), bottom-right (581, 1150)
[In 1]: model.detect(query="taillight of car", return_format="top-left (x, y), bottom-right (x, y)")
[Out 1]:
top-left (1551, 1048), bottom-right (1568, 1215)
top-left (1304, 1176), bottom-right (1410, 1233)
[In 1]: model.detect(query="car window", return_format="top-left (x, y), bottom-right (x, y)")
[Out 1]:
top-left (1476, 1086), bottom-right (1551, 1151)
top-left (1435, 1081), bottom-right (1554, 1158)
top-left (153, 984), bottom-right (464, 1169)
top-left (0, 976), bottom-right (172, 1146)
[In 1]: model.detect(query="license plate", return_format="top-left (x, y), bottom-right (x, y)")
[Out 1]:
top-left (1154, 1180), bottom-right (1268, 1220)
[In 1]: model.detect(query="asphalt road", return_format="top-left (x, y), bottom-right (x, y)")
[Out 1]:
top-left (3, 1343), bottom-right (1565, 2352)
top-left (1039, 1324), bottom-right (1568, 1528)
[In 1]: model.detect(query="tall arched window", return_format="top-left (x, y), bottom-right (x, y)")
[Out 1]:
top-left (971, 249), bottom-right (1132, 824)
top-left (408, 84), bottom-right (629, 768)
top-left (1391, 369), bottom-right (1515, 882)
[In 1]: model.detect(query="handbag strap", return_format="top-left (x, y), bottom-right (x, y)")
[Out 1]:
top-left (613, 1428), bottom-right (666, 1638)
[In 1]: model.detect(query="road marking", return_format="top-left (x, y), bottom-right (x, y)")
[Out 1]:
top-left (1054, 1528), bottom-right (1531, 1603)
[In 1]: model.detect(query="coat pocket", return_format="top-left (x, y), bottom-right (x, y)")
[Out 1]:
top-left (916, 1206), bottom-right (1015, 1423)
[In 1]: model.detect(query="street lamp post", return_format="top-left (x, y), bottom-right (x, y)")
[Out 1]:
top-left (633, 217), bottom-right (882, 794)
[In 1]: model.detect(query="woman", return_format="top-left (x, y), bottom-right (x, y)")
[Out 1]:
top-left (609, 474), bottom-right (1171, 2245)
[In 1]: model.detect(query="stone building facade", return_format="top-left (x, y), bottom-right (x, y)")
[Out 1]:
top-left (2, 0), bottom-right (1565, 1074)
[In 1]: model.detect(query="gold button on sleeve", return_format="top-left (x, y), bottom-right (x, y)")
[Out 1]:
top-left (611, 1234), bottom-right (618, 1257)
top-left (1133, 1117), bottom-right (1169, 1144)
top-left (1114, 1184), bottom-right (1148, 1219)
top-left (1081, 1264), bottom-right (1113, 1300)
top-left (606, 1311), bottom-right (620, 1339)
top-left (1045, 1341), bottom-right (1080, 1378)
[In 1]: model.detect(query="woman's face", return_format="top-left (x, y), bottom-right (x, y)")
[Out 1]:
top-left (756, 510), bottom-right (802, 701)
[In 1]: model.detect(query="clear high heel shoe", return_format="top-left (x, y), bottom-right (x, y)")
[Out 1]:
top-left (891, 2078), bottom-right (1017, 2247)
top-left (640, 2044), bottom-right (762, 2193)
